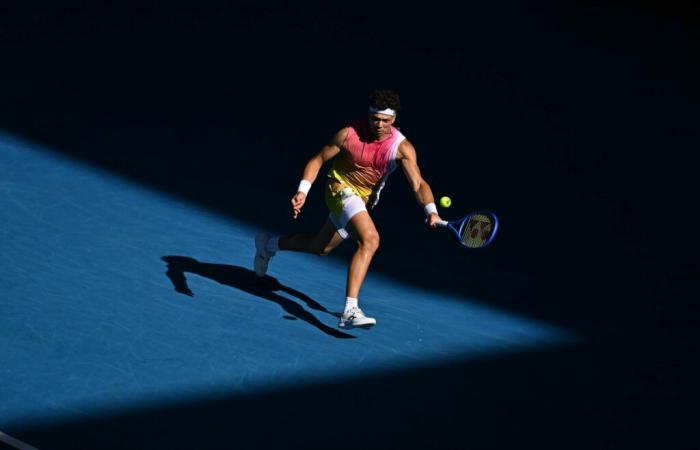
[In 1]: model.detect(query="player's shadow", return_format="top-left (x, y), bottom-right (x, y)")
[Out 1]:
top-left (160, 256), bottom-right (354, 339)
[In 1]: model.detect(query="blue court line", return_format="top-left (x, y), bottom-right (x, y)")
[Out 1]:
top-left (0, 431), bottom-right (40, 450)
top-left (0, 131), bottom-right (577, 430)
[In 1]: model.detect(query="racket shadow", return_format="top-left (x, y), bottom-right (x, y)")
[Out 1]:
top-left (160, 255), bottom-right (354, 339)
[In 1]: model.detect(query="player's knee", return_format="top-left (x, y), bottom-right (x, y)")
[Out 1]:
top-left (361, 231), bottom-right (380, 253)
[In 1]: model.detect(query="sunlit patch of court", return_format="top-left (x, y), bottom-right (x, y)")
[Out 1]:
top-left (1, 132), bottom-right (576, 442)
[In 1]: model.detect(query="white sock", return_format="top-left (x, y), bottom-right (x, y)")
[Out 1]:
top-left (265, 236), bottom-right (279, 253)
top-left (344, 297), bottom-right (358, 312)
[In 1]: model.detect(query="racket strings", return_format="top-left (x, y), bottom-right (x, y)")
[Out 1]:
top-left (460, 214), bottom-right (494, 248)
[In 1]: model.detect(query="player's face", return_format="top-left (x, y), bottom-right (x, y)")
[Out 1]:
top-left (368, 113), bottom-right (396, 139)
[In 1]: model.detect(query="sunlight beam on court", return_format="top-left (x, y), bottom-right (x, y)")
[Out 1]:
top-left (0, 131), bottom-right (578, 430)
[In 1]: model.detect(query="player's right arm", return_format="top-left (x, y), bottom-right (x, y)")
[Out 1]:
top-left (291, 128), bottom-right (347, 218)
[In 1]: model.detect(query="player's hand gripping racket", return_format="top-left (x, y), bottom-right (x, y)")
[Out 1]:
top-left (436, 211), bottom-right (499, 248)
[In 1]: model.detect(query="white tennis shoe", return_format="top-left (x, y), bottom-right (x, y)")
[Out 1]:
top-left (338, 307), bottom-right (376, 330)
top-left (254, 232), bottom-right (276, 277)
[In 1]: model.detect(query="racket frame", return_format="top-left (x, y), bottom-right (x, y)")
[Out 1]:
top-left (436, 210), bottom-right (499, 248)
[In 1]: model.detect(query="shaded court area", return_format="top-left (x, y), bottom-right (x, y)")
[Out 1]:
top-left (1, 1), bottom-right (697, 449)
top-left (1, 132), bottom-right (575, 448)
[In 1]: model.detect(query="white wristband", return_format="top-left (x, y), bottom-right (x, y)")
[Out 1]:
top-left (297, 179), bottom-right (312, 195)
top-left (424, 202), bottom-right (437, 216)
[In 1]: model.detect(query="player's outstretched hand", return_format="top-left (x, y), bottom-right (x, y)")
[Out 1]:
top-left (291, 192), bottom-right (307, 219)
top-left (426, 212), bottom-right (442, 229)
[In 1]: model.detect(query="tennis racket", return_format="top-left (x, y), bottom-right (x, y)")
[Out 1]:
top-left (435, 211), bottom-right (499, 248)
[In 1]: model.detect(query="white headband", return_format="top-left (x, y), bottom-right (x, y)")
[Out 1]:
top-left (368, 106), bottom-right (397, 116)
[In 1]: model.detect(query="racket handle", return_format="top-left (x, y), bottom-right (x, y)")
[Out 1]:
top-left (435, 220), bottom-right (448, 227)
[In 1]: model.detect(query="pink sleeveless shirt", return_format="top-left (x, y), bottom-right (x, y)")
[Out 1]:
top-left (327, 119), bottom-right (405, 207)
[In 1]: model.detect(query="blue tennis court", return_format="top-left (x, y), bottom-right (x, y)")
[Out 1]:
top-left (1, 1), bottom-right (695, 449)
top-left (1, 133), bottom-right (576, 447)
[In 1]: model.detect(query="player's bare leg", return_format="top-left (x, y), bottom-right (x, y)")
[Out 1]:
top-left (344, 211), bottom-right (379, 298)
top-left (338, 211), bottom-right (379, 329)
top-left (254, 220), bottom-right (343, 277)
top-left (279, 219), bottom-right (344, 256)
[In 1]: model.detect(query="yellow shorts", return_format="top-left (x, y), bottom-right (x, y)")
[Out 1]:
top-left (324, 180), bottom-right (367, 239)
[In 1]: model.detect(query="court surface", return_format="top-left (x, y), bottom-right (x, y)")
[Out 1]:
top-left (1, 133), bottom-right (575, 448)
top-left (1, 2), bottom-right (696, 448)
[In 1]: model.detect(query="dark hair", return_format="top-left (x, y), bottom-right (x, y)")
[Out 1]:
top-left (368, 90), bottom-right (401, 114)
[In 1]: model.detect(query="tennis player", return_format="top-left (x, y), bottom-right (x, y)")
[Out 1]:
top-left (254, 90), bottom-right (442, 330)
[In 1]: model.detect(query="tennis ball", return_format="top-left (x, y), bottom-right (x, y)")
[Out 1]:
top-left (439, 196), bottom-right (452, 208)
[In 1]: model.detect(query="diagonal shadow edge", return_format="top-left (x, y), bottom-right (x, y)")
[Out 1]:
top-left (0, 128), bottom-right (634, 341)
top-left (6, 340), bottom-right (689, 450)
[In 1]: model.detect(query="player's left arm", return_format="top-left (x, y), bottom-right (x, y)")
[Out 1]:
top-left (397, 139), bottom-right (442, 228)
